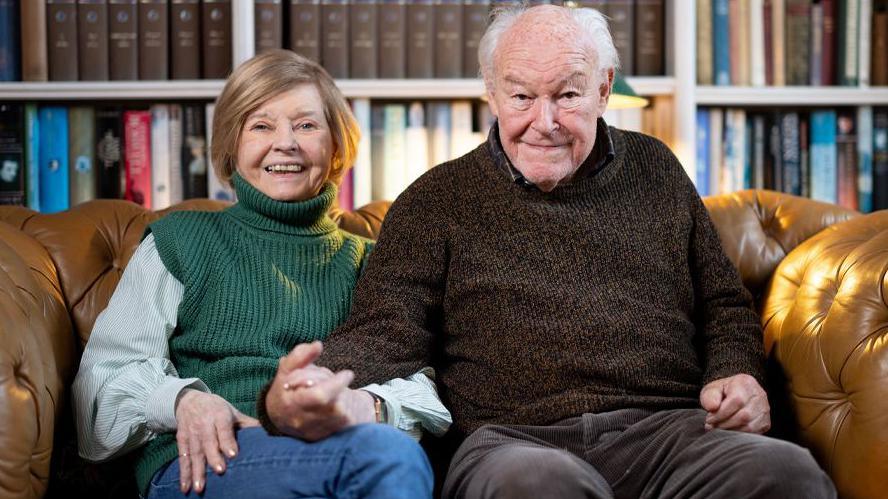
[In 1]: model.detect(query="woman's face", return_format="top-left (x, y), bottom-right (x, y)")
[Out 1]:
top-left (236, 84), bottom-right (334, 202)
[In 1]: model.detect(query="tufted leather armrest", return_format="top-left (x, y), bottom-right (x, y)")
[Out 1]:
top-left (703, 190), bottom-right (858, 297)
top-left (0, 222), bottom-right (72, 499)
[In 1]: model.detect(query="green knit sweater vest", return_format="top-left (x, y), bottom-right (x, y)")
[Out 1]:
top-left (134, 173), bottom-right (373, 494)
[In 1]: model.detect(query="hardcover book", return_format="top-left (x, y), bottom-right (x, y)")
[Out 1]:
top-left (47, 0), bottom-right (79, 81)
top-left (139, 0), bottom-right (169, 79)
top-left (171, 0), bottom-right (201, 79)
top-left (77, 0), bottom-right (109, 80)
top-left (109, 0), bottom-right (138, 80)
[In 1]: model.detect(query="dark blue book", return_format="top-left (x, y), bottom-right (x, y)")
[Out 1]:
top-left (695, 108), bottom-right (710, 196)
top-left (873, 107), bottom-right (888, 211)
top-left (712, 0), bottom-right (730, 86)
top-left (0, 0), bottom-right (21, 81)
top-left (37, 106), bottom-right (70, 213)
top-left (0, 103), bottom-right (25, 205)
top-left (780, 112), bottom-right (802, 196)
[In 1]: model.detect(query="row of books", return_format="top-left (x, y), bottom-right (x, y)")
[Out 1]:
top-left (695, 106), bottom-right (888, 212)
top-left (696, 0), bottom-right (888, 87)
top-left (0, 0), bottom-right (232, 82)
top-left (0, 101), bottom-right (234, 212)
top-left (255, 0), bottom-right (665, 80)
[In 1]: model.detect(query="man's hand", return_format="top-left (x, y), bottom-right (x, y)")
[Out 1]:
top-left (265, 341), bottom-right (377, 441)
top-left (699, 373), bottom-right (771, 434)
top-left (174, 389), bottom-right (260, 495)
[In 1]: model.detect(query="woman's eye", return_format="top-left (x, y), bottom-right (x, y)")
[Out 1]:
top-left (251, 123), bottom-right (270, 131)
top-left (296, 122), bottom-right (317, 130)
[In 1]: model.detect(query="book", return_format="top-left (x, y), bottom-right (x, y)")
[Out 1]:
top-left (168, 104), bottom-right (184, 204)
top-left (20, 0), bottom-right (48, 81)
top-left (405, 101), bottom-right (429, 184)
top-left (150, 104), bottom-right (171, 209)
top-left (696, 0), bottom-right (713, 84)
top-left (108, 0), bottom-right (138, 80)
top-left (139, 0), bottom-right (168, 79)
top-left (0, 103), bottom-right (25, 205)
top-left (255, 0), bottom-right (283, 54)
top-left (289, 0), bottom-right (322, 63)
top-left (837, 0), bottom-right (860, 86)
top-left (695, 107), bottom-right (710, 196)
top-left (77, 0), bottom-right (109, 80)
top-left (752, 114), bottom-right (767, 189)
top-left (857, 106), bottom-right (873, 212)
top-left (735, 0), bottom-right (750, 85)
top-left (799, 114), bottom-right (810, 197)
top-left (822, 0), bottom-right (837, 85)
top-left (873, 107), bottom-right (888, 210)
top-left (771, 0), bottom-right (786, 85)
top-left (95, 106), bottom-right (124, 198)
top-left (38, 106), bottom-right (70, 213)
top-left (370, 103), bottom-right (385, 200)
top-left (809, 109), bottom-right (838, 203)
top-left (406, 0), bottom-right (434, 78)
top-left (202, 0), bottom-right (232, 79)
top-left (749, 0), bottom-right (765, 86)
top-left (350, 0), bottom-right (378, 78)
top-left (378, 0), bottom-right (406, 78)
top-left (322, 0), bottom-right (350, 78)
top-left (836, 111), bottom-right (857, 209)
top-left (181, 104), bottom-right (208, 199)
top-left (351, 97), bottom-right (372, 206)
top-left (205, 102), bottom-right (234, 201)
top-left (450, 100), bottom-right (475, 159)
top-left (0, 0), bottom-right (20, 81)
top-left (708, 108), bottom-right (724, 193)
top-left (427, 101), bottom-right (451, 167)
top-left (47, 0), bottom-right (79, 81)
top-left (435, 0), bottom-right (463, 78)
top-left (636, 0), bottom-right (664, 76)
top-left (713, 0), bottom-right (731, 85)
top-left (124, 110), bottom-right (152, 208)
top-left (764, 0), bottom-right (774, 84)
top-left (785, 0), bottom-right (810, 85)
top-left (24, 104), bottom-right (40, 209)
top-left (873, 1), bottom-right (888, 85)
top-left (780, 112), bottom-right (801, 195)
top-left (859, 0), bottom-right (872, 86)
top-left (462, 0), bottom-right (488, 78)
top-left (810, 1), bottom-right (824, 85)
top-left (68, 106), bottom-right (96, 206)
top-left (382, 103), bottom-right (407, 200)
top-left (607, 0), bottom-right (634, 75)
top-left (767, 114), bottom-right (783, 191)
top-left (171, 0), bottom-right (201, 79)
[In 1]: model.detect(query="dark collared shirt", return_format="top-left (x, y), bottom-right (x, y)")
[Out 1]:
top-left (486, 117), bottom-right (616, 190)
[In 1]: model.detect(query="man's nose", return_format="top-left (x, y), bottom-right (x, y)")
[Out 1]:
top-left (531, 99), bottom-right (558, 134)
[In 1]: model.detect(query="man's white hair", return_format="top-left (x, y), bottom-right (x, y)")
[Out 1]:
top-left (478, 5), bottom-right (619, 90)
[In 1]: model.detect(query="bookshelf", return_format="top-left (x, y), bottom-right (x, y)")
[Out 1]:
top-left (695, 86), bottom-right (888, 106)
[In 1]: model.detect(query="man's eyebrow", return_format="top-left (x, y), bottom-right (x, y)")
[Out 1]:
top-left (501, 71), bottom-right (590, 89)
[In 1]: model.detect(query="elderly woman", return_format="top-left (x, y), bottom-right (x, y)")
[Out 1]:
top-left (72, 50), bottom-right (450, 499)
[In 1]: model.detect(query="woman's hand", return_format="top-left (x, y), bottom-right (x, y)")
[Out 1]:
top-left (174, 389), bottom-right (260, 494)
top-left (266, 341), bottom-right (377, 441)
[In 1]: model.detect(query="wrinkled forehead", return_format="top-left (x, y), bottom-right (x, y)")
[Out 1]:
top-left (495, 15), bottom-right (597, 75)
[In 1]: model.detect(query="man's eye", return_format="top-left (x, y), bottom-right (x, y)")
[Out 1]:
top-left (513, 94), bottom-right (529, 101)
top-left (562, 92), bottom-right (580, 99)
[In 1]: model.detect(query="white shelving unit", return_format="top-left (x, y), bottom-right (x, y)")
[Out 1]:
top-left (3, 1), bottom-right (885, 183)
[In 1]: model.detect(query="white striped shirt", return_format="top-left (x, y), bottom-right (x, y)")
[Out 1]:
top-left (73, 234), bottom-right (451, 462)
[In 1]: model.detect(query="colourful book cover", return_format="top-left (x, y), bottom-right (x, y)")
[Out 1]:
top-left (856, 106), bottom-right (873, 212)
top-left (695, 108), bottom-right (710, 196)
top-left (68, 106), bottom-right (96, 206)
top-left (810, 110), bottom-right (838, 203)
top-left (38, 106), bottom-right (70, 213)
top-left (0, 102), bottom-right (25, 205)
top-left (24, 104), bottom-right (40, 210)
top-left (123, 110), bottom-right (152, 208)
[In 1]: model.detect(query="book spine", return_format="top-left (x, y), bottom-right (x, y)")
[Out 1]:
top-left (696, 0), bottom-right (713, 85)
top-left (171, 0), bottom-right (201, 79)
top-left (872, 3), bottom-right (888, 86)
top-left (350, 0), bottom-right (378, 78)
top-left (822, 0), bottom-right (837, 85)
top-left (109, 0), bottom-right (138, 80)
top-left (0, 103), bottom-right (25, 205)
top-left (0, 0), bottom-right (21, 81)
top-left (750, 0), bottom-right (766, 86)
top-left (124, 109), bottom-right (152, 208)
top-left (351, 98), bottom-right (372, 206)
top-left (406, 0), bottom-right (434, 78)
top-left (95, 106), bottom-right (124, 198)
top-left (772, 0), bottom-right (785, 85)
top-left (24, 104), bottom-right (40, 209)
top-left (47, 0), bottom-right (79, 81)
top-left (810, 2), bottom-right (823, 85)
top-left (780, 112), bottom-right (801, 195)
top-left (322, 0), bottom-right (350, 78)
top-left (405, 100), bottom-right (429, 183)
top-left (78, 0), bottom-right (109, 80)
top-left (181, 103), bottom-right (208, 199)
top-left (872, 107), bottom-right (888, 210)
top-left (713, 0), bottom-right (731, 85)
top-left (38, 106), bottom-right (70, 213)
top-left (799, 114), bottom-right (809, 196)
top-left (382, 103), bottom-right (407, 200)
top-left (202, 0), bottom-right (232, 78)
top-left (289, 0), bottom-right (322, 63)
top-left (139, 0), bottom-right (168, 79)
top-left (255, 0), bottom-right (283, 54)
top-left (752, 114), bottom-right (766, 189)
top-left (427, 101), bottom-right (451, 167)
top-left (785, 0), bottom-right (811, 85)
top-left (859, 0), bottom-right (872, 85)
top-left (763, 0), bottom-right (774, 85)
top-left (20, 0), bottom-right (48, 81)
top-left (462, 0), bottom-right (488, 78)
top-left (838, 0), bottom-right (860, 86)
top-left (68, 106), bottom-right (96, 205)
top-left (449, 100), bottom-right (474, 158)
top-left (434, 0), bottom-right (463, 78)
top-left (856, 105), bottom-right (873, 212)
top-left (370, 103), bottom-right (385, 200)
top-left (205, 102), bottom-right (235, 201)
top-left (695, 107), bottom-right (710, 196)
top-left (378, 0), bottom-right (406, 78)
top-left (607, 0), bottom-right (634, 75)
top-left (809, 110), bottom-right (838, 203)
top-left (168, 104), bottom-right (184, 204)
top-left (150, 104), bottom-right (171, 209)
top-left (836, 111), bottom-right (858, 209)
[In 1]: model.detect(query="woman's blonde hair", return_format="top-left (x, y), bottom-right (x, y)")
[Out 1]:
top-left (211, 49), bottom-right (359, 186)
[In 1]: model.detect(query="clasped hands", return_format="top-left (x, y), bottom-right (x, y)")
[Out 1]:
top-left (172, 341), bottom-right (374, 495)
top-left (699, 373), bottom-right (771, 434)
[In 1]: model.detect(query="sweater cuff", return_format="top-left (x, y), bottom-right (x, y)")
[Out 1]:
top-left (256, 381), bottom-right (285, 436)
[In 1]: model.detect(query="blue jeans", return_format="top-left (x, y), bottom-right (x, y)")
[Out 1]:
top-left (147, 424), bottom-right (433, 499)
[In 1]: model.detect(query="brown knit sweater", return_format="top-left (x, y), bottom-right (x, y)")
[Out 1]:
top-left (320, 126), bottom-right (764, 439)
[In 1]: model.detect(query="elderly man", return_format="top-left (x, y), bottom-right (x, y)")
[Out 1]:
top-left (260, 5), bottom-right (836, 498)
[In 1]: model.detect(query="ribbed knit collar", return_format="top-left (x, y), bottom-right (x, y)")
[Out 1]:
top-left (227, 172), bottom-right (338, 236)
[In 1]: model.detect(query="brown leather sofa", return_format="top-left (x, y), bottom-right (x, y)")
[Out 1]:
top-left (1, 191), bottom-right (886, 499)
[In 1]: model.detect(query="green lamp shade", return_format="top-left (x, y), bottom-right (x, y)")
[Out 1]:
top-left (610, 74), bottom-right (649, 110)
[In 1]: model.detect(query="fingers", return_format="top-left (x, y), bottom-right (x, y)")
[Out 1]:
top-left (699, 382), bottom-right (725, 413)
top-left (236, 413), bottom-right (262, 428)
top-left (188, 425), bottom-right (207, 494)
top-left (176, 434), bottom-right (192, 494)
top-left (292, 370), bottom-right (354, 410)
top-left (279, 341), bottom-right (324, 374)
top-left (214, 417), bottom-right (238, 465)
top-left (281, 365), bottom-right (336, 390)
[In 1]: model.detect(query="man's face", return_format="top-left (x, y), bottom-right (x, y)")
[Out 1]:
top-left (487, 11), bottom-right (611, 192)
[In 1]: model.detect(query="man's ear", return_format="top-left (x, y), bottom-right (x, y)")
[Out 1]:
top-left (486, 88), bottom-right (499, 118)
top-left (597, 68), bottom-right (614, 114)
